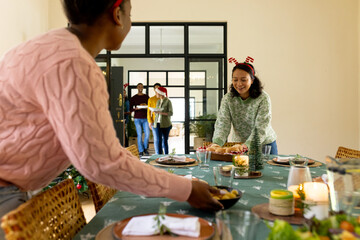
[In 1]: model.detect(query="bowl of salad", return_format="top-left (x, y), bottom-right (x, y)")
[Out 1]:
top-left (267, 213), bottom-right (360, 240)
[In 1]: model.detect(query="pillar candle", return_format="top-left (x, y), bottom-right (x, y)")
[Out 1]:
top-left (303, 182), bottom-right (329, 220)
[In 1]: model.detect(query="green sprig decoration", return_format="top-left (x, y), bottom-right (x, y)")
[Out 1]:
top-left (153, 203), bottom-right (173, 236)
top-left (296, 184), bottom-right (311, 213)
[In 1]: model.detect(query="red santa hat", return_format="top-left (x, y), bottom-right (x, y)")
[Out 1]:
top-left (156, 87), bottom-right (167, 97)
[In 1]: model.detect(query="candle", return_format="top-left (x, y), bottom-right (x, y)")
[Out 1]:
top-left (303, 182), bottom-right (329, 220)
top-left (233, 155), bottom-right (249, 176)
top-left (269, 189), bottom-right (294, 216)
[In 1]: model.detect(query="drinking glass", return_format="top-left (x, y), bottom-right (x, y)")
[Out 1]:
top-left (196, 150), bottom-right (211, 169)
top-left (262, 145), bottom-right (272, 160)
top-left (216, 210), bottom-right (260, 240)
top-left (213, 166), bottom-right (234, 187)
top-left (287, 165), bottom-right (312, 189)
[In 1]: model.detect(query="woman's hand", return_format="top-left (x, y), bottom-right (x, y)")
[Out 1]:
top-left (187, 180), bottom-right (224, 211)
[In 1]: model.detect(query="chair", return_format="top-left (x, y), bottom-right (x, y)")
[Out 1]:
top-left (87, 145), bottom-right (138, 213)
top-left (1, 179), bottom-right (86, 240)
top-left (86, 180), bottom-right (117, 213)
top-left (334, 146), bottom-right (360, 195)
top-left (126, 144), bottom-right (140, 159)
top-left (335, 146), bottom-right (360, 159)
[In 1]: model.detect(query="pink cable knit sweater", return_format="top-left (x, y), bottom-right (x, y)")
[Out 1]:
top-left (0, 28), bottom-right (192, 202)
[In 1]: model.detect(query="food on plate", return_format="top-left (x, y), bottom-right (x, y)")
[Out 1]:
top-left (267, 214), bottom-right (360, 240)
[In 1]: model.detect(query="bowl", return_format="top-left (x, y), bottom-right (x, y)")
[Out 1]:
top-left (213, 186), bottom-right (242, 209)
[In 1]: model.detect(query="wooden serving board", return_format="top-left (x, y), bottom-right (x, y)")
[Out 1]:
top-left (251, 203), bottom-right (305, 225)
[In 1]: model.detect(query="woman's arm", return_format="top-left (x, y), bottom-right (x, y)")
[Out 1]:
top-left (212, 95), bottom-right (232, 146)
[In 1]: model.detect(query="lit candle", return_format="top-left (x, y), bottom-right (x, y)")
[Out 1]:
top-left (303, 182), bottom-right (329, 220)
top-left (233, 155), bottom-right (249, 176)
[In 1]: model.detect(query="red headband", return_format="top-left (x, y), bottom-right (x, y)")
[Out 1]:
top-left (111, 0), bottom-right (124, 12)
top-left (229, 57), bottom-right (255, 76)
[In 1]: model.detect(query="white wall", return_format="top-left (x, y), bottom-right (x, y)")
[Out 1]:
top-left (129, 0), bottom-right (360, 161)
top-left (0, 0), bottom-right (49, 55)
top-left (1, 0), bottom-right (359, 161)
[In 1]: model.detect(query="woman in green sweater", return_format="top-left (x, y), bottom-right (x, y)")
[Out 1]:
top-left (153, 87), bottom-right (173, 154)
top-left (212, 57), bottom-right (278, 154)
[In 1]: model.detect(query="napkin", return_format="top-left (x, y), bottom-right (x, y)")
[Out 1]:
top-left (275, 156), bottom-right (289, 162)
top-left (158, 155), bottom-right (187, 162)
top-left (122, 215), bottom-right (200, 237)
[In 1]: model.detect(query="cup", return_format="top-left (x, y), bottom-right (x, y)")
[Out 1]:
top-left (262, 145), bottom-right (272, 160)
top-left (213, 166), bottom-right (234, 187)
top-left (216, 210), bottom-right (260, 240)
top-left (197, 150), bottom-right (211, 169)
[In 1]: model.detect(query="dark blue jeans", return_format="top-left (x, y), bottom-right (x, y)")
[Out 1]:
top-left (134, 118), bottom-right (150, 153)
top-left (156, 124), bottom-right (172, 154)
top-left (266, 140), bottom-right (278, 155)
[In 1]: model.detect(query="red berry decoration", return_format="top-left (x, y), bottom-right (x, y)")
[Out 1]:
top-left (76, 183), bottom-right (82, 190)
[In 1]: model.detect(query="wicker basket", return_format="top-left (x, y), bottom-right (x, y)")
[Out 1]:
top-left (1, 179), bottom-right (86, 240)
top-left (203, 142), bottom-right (243, 162)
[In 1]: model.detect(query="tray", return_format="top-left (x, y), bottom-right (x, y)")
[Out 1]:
top-left (251, 203), bottom-right (305, 225)
top-left (112, 213), bottom-right (215, 240)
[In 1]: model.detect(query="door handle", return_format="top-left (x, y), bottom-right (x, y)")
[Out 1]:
top-left (115, 119), bottom-right (124, 123)
top-left (117, 93), bottom-right (122, 107)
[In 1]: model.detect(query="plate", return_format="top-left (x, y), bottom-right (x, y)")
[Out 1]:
top-left (137, 105), bottom-right (148, 109)
top-left (155, 157), bottom-right (196, 165)
top-left (112, 213), bottom-right (215, 240)
top-left (96, 223), bottom-right (116, 240)
top-left (272, 157), bottom-right (315, 165)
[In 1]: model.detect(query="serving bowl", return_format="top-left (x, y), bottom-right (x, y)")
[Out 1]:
top-left (213, 186), bottom-right (242, 209)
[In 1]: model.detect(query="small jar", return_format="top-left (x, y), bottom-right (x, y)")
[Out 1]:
top-left (269, 189), bottom-right (294, 216)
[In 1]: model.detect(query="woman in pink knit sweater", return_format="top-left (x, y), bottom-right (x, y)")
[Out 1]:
top-left (0, 0), bottom-right (222, 232)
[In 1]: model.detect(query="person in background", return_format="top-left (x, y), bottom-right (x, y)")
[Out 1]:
top-left (130, 83), bottom-right (150, 156)
top-left (147, 83), bottom-right (161, 154)
top-left (123, 83), bottom-right (130, 147)
top-left (212, 57), bottom-right (278, 154)
top-left (153, 87), bottom-right (173, 154)
top-left (0, 1), bottom-right (223, 238)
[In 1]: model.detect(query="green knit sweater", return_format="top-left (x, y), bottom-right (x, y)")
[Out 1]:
top-left (212, 91), bottom-right (277, 147)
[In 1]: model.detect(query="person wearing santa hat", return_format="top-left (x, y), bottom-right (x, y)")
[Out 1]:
top-left (153, 87), bottom-right (173, 154)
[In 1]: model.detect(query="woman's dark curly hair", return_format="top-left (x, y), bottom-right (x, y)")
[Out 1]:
top-left (62, 0), bottom-right (124, 26)
top-left (230, 63), bottom-right (263, 99)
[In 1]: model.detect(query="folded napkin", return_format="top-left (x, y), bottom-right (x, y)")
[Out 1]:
top-left (122, 215), bottom-right (200, 237)
top-left (158, 155), bottom-right (187, 162)
top-left (275, 156), bottom-right (289, 162)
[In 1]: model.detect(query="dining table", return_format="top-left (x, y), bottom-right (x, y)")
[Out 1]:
top-left (74, 154), bottom-right (327, 240)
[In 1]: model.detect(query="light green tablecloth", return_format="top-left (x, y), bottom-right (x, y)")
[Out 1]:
top-left (74, 155), bottom-right (326, 240)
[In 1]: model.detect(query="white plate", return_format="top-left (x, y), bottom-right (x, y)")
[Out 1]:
top-left (149, 107), bottom-right (163, 112)
top-left (137, 105), bottom-right (148, 109)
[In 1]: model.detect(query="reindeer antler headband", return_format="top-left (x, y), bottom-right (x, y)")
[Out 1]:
top-left (228, 56), bottom-right (255, 75)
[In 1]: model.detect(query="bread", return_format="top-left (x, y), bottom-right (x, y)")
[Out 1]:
top-left (226, 147), bottom-right (238, 153)
top-left (209, 143), bottom-right (221, 148)
top-left (206, 147), bottom-right (217, 152)
top-left (215, 148), bottom-right (226, 154)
